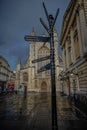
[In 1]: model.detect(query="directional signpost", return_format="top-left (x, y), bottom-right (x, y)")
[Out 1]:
top-left (37, 63), bottom-right (51, 73)
top-left (24, 2), bottom-right (59, 130)
top-left (40, 2), bottom-right (59, 130)
top-left (32, 55), bottom-right (50, 63)
top-left (24, 35), bottom-right (50, 42)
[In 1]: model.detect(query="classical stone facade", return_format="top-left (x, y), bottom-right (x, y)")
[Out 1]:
top-left (60, 0), bottom-right (87, 95)
top-left (15, 28), bottom-right (62, 92)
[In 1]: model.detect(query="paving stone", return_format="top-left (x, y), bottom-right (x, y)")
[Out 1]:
top-left (0, 93), bottom-right (87, 130)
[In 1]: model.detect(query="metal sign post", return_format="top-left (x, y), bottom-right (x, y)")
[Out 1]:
top-left (24, 35), bottom-right (50, 42)
top-left (24, 2), bottom-right (59, 130)
top-left (37, 63), bottom-right (51, 73)
top-left (40, 2), bottom-right (59, 130)
top-left (32, 55), bottom-right (50, 63)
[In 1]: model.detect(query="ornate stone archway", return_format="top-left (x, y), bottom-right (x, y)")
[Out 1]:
top-left (41, 81), bottom-right (47, 92)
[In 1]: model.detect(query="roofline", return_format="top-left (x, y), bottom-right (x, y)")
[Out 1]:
top-left (0, 55), bottom-right (10, 67)
top-left (60, 0), bottom-right (76, 45)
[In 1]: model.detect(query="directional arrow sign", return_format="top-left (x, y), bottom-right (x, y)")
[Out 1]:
top-left (37, 63), bottom-right (51, 73)
top-left (32, 55), bottom-right (50, 63)
top-left (24, 35), bottom-right (50, 42)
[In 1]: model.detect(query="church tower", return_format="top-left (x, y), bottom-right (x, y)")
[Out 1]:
top-left (17, 58), bottom-right (21, 71)
top-left (28, 28), bottom-right (36, 91)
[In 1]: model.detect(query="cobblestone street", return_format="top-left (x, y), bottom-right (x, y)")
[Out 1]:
top-left (0, 92), bottom-right (87, 130)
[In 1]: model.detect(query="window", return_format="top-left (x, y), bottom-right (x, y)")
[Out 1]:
top-left (38, 45), bottom-right (50, 70)
top-left (74, 31), bottom-right (80, 59)
top-left (68, 46), bottom-right (72, 65)
top-left (23, 72), bottom-right (28, 82)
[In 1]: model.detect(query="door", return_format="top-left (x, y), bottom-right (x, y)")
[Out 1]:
top-left (41, 81), bottom-right (47, 92)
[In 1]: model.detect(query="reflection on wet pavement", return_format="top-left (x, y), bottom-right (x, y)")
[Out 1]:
top-left (0, 92), bottom-right (87, 130)
top-left (57, 96), bottom-right (78, 120)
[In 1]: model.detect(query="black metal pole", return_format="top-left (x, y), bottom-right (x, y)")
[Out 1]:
top-left (40, 3), bottom-right (59, 129)
top-left (49, 15), bottom-right (58, 130)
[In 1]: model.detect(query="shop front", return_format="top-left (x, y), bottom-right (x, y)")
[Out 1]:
top-left (7, 82), bottom-right (15, 92)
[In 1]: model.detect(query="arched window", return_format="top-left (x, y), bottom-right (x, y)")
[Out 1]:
top-left (37, 45), bottom-right (50, 75)
top-left (38, 45), bottom-right (50, 68)
top-left (23, 72), bottom-right (28, 82)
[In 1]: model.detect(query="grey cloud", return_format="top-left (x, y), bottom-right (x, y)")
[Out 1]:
top-left (0, 0), bottom-right (70, 70)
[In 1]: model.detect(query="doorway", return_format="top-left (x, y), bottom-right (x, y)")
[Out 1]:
top-left (41, 81), bottom-right (47, 92)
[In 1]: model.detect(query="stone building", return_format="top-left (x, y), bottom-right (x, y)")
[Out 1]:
top-left (60, 0), bottom-right (87, 96)
top-left (0, 55), bottom-right (15, 91)
top-left (15, 28), bottom-right (62, 92)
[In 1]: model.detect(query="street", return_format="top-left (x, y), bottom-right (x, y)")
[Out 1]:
top-left (0, 92), bottom-right (87, 130)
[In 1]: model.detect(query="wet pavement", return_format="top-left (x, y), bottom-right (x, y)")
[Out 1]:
top-left (0, 92), bottom-right (87, 130)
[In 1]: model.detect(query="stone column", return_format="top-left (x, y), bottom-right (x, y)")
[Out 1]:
top-left (76, 11), bottom-right (84, 57)
top-left (76, 76), bottom-right (80, 92)
top-left (65, 41), bottom-right (69, 68)
top-left (63, 47), bottom-right (66, 71)
top-left (70, 28), bottom-right (76, 62)
top-left (32, 67), bottom-right (35, 90)
top-left (35, 42), bottom-right (38, 77)
top-left (78, 4), bottom-right (87, 54)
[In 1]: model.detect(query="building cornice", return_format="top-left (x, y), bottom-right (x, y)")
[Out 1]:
top-left (0, 55), bottom-right (10, 67)
top-left (65, 57), bottom-right (87, 73)
top-left (60, 0), bottom-right (86, 47)
top-left (60, 0), bottom-right (77, 46)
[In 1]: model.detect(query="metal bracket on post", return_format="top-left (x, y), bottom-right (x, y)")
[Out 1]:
top-left (40, 18), bottom-right (49, 33)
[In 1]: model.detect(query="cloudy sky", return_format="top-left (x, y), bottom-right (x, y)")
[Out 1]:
top-left (0, 0), bottom-right (70, 70)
